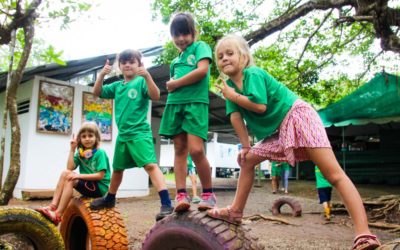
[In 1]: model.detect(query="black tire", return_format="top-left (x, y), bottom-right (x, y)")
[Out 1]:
top-left (142, 210), bottom-right (265, 250)
top-left (0, 207), bottom-right (65, 250)
top-left (60, 197), bottom-right (129, 250)
top-left (271, 197), bottom-right (302, 217)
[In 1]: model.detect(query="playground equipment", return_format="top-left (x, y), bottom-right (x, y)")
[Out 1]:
top-left (60, 197), bottom-right (129, 250)
top-left (1, 201), bottom-right (399, 249)
top-left (271, 197), bottom-right (302, 217)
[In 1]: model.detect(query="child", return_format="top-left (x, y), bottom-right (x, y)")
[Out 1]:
top-left (209, 34), bottom-right (381, 250)
top-left (90, 49), bottom-right (173, 221)
top-left (270, 161), bottom-right (281, 194)
top-left (315, 166), bottom-right (333, 220)
top-left (158, 12), bottom-right (216, 212)
top-left (36, 122), bottom-right (111, 225)
top-left (281, 162), bottom-right (291, 194)
top-left (187, 155), bottom-right (201, 203)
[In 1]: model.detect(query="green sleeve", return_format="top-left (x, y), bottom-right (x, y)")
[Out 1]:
top-left (195, 41), bottom-right (212, 63)
top-left (100, 81), bottom-right (118, 99)
top-left (246, 72), bottom-right (268, 105)
top-left (73, 152), bottom-right (80, 169)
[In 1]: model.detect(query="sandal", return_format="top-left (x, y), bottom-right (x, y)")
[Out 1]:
top-left (207, 206), bottom-right (243, 225)
top-left (352, 234), bottom-right (381, 250)
top-left (35, 206), bottom-right (62, 226)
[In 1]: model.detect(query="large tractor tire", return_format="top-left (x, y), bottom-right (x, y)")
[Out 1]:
top-left (271, 197), bottom-right (302, 217)
top-left (142, 210), bottom-right (265, 250)
top-left (0, 207), bottom-right (65, 250)
top-left (377, 238), bottom-right (400, 250)
top-left (60, 197), bottom-right (129, 250)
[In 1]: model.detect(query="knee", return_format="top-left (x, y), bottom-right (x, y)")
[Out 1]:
top-left (145, 164), bottom-right (158, 173)
top-left (189, 148), bottom-right (204, 160)
top-left (61, 169), bottom-right (72, 179)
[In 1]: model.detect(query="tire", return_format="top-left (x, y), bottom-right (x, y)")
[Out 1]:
top-left (0, 207), bottom-right (65, 250)
top-left (60, 197), bottom-right (129, 250)
top-left (142, 210), bottom-right (265, 250)
top-left (377, 238), bottom-right (400, 250)
top-left (271, 197), bottom-right (302, 217)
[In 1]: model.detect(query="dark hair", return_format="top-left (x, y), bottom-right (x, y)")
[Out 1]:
top-left (117, 49), bottom-right (143, 66)
top-left (170, 12), bottom-right (196, 38)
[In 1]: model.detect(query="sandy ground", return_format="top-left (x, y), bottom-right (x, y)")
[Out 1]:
top-left (7, 179), bottom-right (400, 249)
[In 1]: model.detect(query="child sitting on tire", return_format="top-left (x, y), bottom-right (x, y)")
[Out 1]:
top-left (35, 122), bottom-right (111, 225)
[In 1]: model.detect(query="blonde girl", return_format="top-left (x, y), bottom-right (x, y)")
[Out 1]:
top-left (36, 122), bottom-right (111, 225)
top-left (208, 34), bottom-right (380, 250)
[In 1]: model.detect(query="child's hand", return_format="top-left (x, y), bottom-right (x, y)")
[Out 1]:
top-left (237, 147), bottom-right (250, 166)
top-left (166, 78), bottom-right (178, 92)
top-left (215, 77), bottom-right (235, 100)
top-left (100, 59), bottom-right (112, 76)
top-left (135, 66), bottom-right (150, 79)
top-left (70, 133), bottom-right (78, 151)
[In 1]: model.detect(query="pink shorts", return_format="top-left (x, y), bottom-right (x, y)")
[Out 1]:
top-left (250, 100), bottom-right (331, 166)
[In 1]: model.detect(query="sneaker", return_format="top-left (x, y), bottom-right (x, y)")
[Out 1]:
top-left (174, 192), bottom-right (190, 213)
top-left (191, 196), bottom-right (202, 204)
top-left (90, 197), bottom-right (116, 210)
top-left (198, 192), bottom-right (217, 211)
top-left (155, 205), bottom-right (174, 221)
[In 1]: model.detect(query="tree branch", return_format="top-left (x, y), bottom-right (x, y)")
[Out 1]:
top-left (245, 0), bottom-right (356, 46)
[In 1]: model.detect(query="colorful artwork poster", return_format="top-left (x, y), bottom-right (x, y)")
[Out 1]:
top-left (82, 92), bottom-right (113, 141)
top-left (37, 81), bottom-right (74, 134)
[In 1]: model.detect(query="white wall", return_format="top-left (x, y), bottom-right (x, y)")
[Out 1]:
top-left (1, 76), bottom-right (149, 199)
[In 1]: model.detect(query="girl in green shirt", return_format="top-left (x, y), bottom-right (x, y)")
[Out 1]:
top-left (208, 34), bottom-right (380, 250)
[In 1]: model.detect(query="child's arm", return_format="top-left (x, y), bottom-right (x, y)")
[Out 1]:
top-left (135, 66), bottom-right (160, 101)
top-left (93, 59), bottom-right (112, 97)
top-left (230, 112), bottom-right (251, 165)
top-left (67, 134), bottom-right (78, 170)
top-left (217, 78), bottom-right (266, 114)
top-left (166, 59), bottom-right (209, 92)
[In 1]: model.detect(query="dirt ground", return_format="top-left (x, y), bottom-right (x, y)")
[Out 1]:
top-left (7, 179), bottom-right (400, 249)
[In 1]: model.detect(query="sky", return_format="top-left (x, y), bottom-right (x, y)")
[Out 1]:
top-left (37, 1), bottom-right (169, 62)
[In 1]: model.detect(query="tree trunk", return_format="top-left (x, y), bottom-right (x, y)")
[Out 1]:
top-left (0, 17), bottom-right (36, 205)
top-left (0, 29), bottom-right (16, 189)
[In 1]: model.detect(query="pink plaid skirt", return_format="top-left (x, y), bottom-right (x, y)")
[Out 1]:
top-left (250, 100), bottom-right (331, 166)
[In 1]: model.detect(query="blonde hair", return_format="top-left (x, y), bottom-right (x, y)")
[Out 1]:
top-left (215, 34), bottom-right (254, 72)
top-left (77, 122), bottom-right (101, 149)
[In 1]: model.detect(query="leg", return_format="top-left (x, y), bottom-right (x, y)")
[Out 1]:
top-left (56, 179), bottom-right (77, 216)
top-left (189, 173), bottom-right (198, 197)
top-left (51, 170), bottom-right (73, 208)
top-left (271, 176), bottom-right (278, 193)
top-left (187, 134), bottom-right (212, 189)
top-left (306, 148), bottom-right (371, 236)
top-left (90, 170), bottom-right (124, 210)
top-left (144, 163), bottom-right (167, 192)
top-left (230, 152), bottom-right (266, 212)
top-left (283, 170), bottom-right (290, 193)
top-left (172, 133), bottom-right (188, 190)
top-left (109, 170), bottom-right (124, 194)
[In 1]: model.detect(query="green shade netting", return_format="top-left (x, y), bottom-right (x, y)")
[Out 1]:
top-left (318, 72), bottom-right (400, 127)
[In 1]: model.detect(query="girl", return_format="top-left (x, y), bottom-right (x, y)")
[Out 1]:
top-left (158, 12), bottom-right (216, 212)
top-left (208, 34), bottom-right (380, 250)
top-left (36, 122), bottom-right (111, 225)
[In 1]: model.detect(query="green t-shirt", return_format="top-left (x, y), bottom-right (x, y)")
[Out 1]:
top-left (100, 77), bottom-right (152, 141)
top-left (167, 41), bottom-right (212, 104)
top-left (187, 155), bottom-right (194, 171)
top-left (315, 166), bottom-right (332, 188)
top-left (226, 66), bottom-right (298, 140)
top-left (73, 148), bottom-right (111, 195)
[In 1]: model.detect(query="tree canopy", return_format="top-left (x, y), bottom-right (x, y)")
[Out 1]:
top-left (151, 0), bottom-right (400, 107)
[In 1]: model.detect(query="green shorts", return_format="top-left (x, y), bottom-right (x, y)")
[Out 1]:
top-left (112, 137), bottom-right (157, 171)
top-left (271, 165), bottom-right (282, 177)
top-left (159, 103), bottom-right (208, 140)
